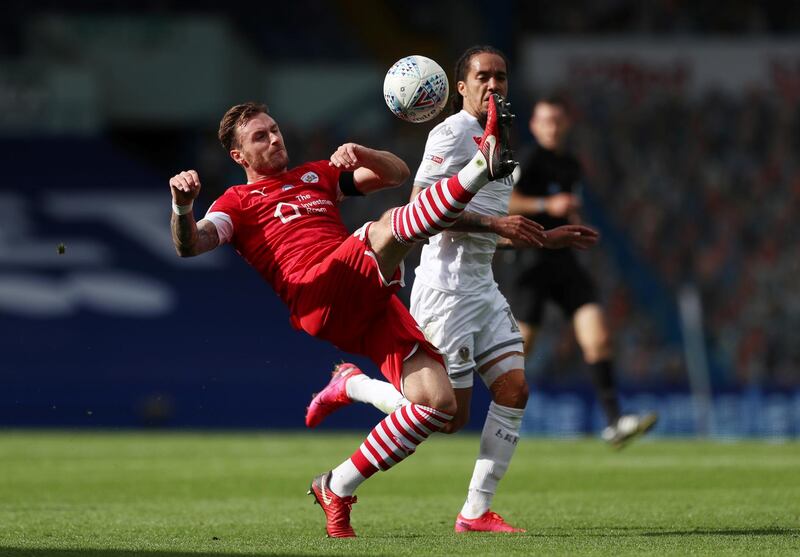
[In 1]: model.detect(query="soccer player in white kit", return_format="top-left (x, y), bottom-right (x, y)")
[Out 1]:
top-left (306, 46), bottom-right (598, 532)
top-left (409, 46), bottom-right (530, 532)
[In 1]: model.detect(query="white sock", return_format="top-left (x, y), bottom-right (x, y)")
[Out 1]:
top-left (346, 375), bottom-right (407, 415)
top-left (458, 150), bottom-right (491, 193)
top-left (329, 458), bottom-right (365, 497)
top-left (460, 401), bottom-right (525, 519)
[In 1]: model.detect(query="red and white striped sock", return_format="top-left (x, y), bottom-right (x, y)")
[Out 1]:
top-left (328, 403), bottom-right (453, 496)
top-left (390, 151), bottom-right (490, 244)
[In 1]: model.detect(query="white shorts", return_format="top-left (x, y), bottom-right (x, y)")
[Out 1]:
top-left (410, 280), bottom-right (524, 389)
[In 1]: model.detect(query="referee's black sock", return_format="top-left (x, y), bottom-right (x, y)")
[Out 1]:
top-left (589, 359), bottom-right (621, 426)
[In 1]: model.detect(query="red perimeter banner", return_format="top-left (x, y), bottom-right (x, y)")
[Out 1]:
top-left (520, 38), bottom-right (800, 101)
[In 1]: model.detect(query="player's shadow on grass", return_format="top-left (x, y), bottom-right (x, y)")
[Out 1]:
top-left (0, 550), bottom-right (320, 557)
top-left (643, 528), bottom-right (798, 537)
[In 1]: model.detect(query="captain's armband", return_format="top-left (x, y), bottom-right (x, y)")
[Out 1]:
top-left (339, 172), bottom-right (364, 197)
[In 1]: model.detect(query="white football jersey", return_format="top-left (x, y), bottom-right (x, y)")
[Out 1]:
top-left (413, 110), bottom-right (512, 292)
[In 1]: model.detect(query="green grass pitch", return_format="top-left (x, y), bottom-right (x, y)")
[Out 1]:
top-left (1, 431), bottom-right (798, 556)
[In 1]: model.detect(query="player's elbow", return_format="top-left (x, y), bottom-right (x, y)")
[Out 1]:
top-left (175, 244), bottom-right (198, 258)
top-left (387, 161), bottom-right (410, 188)
top-left (398, 161), bottom-right (411, 184)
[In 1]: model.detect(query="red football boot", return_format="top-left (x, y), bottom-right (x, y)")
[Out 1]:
top-left (478, 93), bottom-right (516, 180)
top-left (308, 471), bottom-right (358, 538)
top-left (305, 363), bottom-right (363, 428)
top-left (455, 510), bottom-right (526, 533)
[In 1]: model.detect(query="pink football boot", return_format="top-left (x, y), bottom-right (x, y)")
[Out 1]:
top-left (455, 510), bottom-right (526, 533)
top-left (305, 363), bottom-right (363, 428)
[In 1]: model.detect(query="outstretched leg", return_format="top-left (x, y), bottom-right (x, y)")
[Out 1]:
top-left (307, 354), bottom-right (529, 534)
top-left (368, 93), bottom-right (515, 278)
top-left (308, 350), bottom-right (454, 537)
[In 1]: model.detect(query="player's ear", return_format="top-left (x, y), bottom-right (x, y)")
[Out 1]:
top-left (457, 80), bottom-right (467, 97)
top-left (230, 149), bottom-right (247, 168)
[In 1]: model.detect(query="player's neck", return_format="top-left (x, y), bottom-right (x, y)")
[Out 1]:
top-left (246, 167), bottom-right (286, 184)
top-left (463, 108), bottom-right (488, 130)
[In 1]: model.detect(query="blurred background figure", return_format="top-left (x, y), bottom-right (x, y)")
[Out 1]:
top-left (2, 0), bottom-right (799, 440)
top-left (505, 96), bottom-right (657, 448)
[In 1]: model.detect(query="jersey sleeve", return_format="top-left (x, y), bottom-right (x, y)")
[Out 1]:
top-left (413, 122), bottom-right (466, 188)
top-left (204, 188), bottom-right (241, 244)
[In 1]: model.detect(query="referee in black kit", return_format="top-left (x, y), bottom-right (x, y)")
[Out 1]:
top-left (506, 95), bottom-right (657, 448)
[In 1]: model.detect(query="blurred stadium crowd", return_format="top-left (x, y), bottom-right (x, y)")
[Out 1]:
top-left (565, 86), bottom-right (799, 391)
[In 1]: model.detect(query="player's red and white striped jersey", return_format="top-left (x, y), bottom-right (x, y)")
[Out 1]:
top-left (204, 161), bottom-right (349, 304)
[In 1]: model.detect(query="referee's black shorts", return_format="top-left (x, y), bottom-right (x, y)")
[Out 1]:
top-left (505, 250), bottom-right (597, 326)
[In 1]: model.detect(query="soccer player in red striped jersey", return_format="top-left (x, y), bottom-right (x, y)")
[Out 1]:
top-left (169, 95), bottom-right (532, 537)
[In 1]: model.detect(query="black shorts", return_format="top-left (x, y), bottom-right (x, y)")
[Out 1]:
top-left (506, 250), bottom-right (597, 325)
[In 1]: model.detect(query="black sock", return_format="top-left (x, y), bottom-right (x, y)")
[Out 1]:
top-left (589, 359), bottom-right (621, 425)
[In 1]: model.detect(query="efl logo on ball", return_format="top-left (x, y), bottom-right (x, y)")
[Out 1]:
top-left (383, 55), bottom-right (449, 124)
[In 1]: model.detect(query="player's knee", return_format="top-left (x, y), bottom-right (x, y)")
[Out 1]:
top-left (490, 371), bottom-right (529, 409)
top-left (575, 304), bottom-right (613, 362)
top-left (375, 208), bottom-right (392, 229)
top-left (481, 353), bottom-right (528, 408)
top-left (403, 368), bottom-right (457, 417)
top-left (598, 333), bottom-right (613, 357)
top-left (584, 335), bottom-right (612, 363)
top-left (367, 211), bottom-right (393, 246)
top-left (430, 388), bottom-right (457, 418)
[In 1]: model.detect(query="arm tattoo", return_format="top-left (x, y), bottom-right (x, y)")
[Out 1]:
top-left (195, 223), bottom-right (219, 253)
top-left (447, 211), bottom-right (496, 233)
top-left (171, 213), bottom-right (220, 256)
top-left (171, 213), bottom-right (197, 256)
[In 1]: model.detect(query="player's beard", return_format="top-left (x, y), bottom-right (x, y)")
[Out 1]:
top-left (264, 149), bottom-right (289, 174)
top-left (275, 150), bottom-right (289, 171)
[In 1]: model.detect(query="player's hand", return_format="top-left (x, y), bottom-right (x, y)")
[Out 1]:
top-left (546, 193), bottom-right (580, 217)
top-left (542, 224), bottom-right (599, 250)
top-left (329, 143), bottom-right (368, 171)
top-left (492, 215), bottom-right (546, 248)
top-left (169, 170), bottom-right (202, 205)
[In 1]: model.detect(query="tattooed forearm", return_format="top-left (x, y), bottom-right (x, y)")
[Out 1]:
top-left (447, 211), bottom-right (497, 233)
top-left (171, 215), bottom-right (220, 257)
top-left (172, 213), bottom-right (199, 256)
